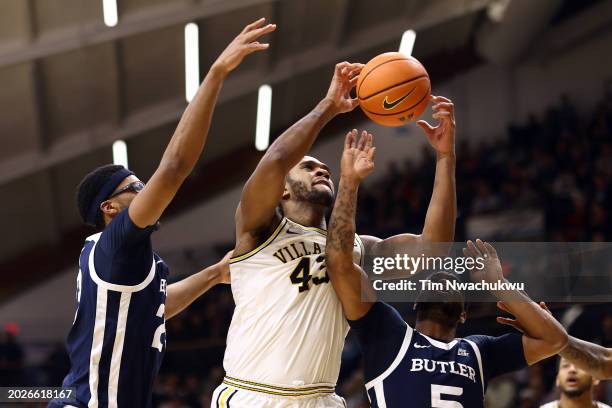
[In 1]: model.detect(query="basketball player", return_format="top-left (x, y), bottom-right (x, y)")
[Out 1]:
top-left (325, 130), bottom-right (569, 407)
top-left (49, 18), bottom-right (276, 408)
top-left (213, 51), bottom-right (457, 406)
top-left (540, 357), bottom-right (611, 408)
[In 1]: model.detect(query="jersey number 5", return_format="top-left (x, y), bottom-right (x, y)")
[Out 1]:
top-left (431, 384), bottom-right (463, 408)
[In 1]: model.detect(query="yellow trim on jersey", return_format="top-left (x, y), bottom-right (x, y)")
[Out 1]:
top-left (224, 376), bottom-right (334, 392)
top-left (230, 218), bottom-right (288, 264)
top-left (355, 234), bottom-right (365, 267)
top-left (222, 377), bottom-right (334, 397)
top-left (218, 386), bottom-right (235, 408)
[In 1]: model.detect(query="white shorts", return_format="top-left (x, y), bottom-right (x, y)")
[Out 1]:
top-left (211, 377), bottom-right (346, 408)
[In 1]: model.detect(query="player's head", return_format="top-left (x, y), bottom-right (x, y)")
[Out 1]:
top-left (414, 271), bottom-right (466, 329)
top-left (555, 356), bottom-right (600, 398)
top-left (282, 156), bottom-right (335, 210)
top-left (76, 164), bottom-right (144, 230)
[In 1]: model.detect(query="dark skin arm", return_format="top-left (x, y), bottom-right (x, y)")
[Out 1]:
top-left (498, 301), bottom-right (612, 379)
top-left (235, 62), bottom-right (363, 253)
top-left (560, 337), bottom-right (612, 379)
top-left (360, 95), bottom-right (456, 259)
top-left (126, 18), bottom-right (276, 228)
top-left (165, 252), bottom-right (231, 320)
top-left (464, 240), bottom-right (568, 365)
top-left (326, 130), bottom-right (378, 320)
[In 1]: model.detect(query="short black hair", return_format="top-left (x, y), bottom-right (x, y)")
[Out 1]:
top-left (415, 271), bottom-right (466, 328)
top-left (76, 164), bottom-right (125, 229)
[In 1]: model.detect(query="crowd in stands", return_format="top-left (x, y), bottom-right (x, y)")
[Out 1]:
top-left (1, 89), bottom-right (611, 407)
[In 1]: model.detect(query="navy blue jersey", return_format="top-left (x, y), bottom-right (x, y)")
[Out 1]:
top-left (51, 210), bottom-right (168, 408)
top-left (349, 302), bottom-right (526, 408)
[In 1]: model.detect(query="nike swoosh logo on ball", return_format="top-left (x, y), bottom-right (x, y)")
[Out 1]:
top-left (382, 87), bottom-right (416, 110)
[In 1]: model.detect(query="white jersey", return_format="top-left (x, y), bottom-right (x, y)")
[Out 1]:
top-left (540, 401), bottom-right (611, 408)
top-left (224, 217), bottom-right (364, 388)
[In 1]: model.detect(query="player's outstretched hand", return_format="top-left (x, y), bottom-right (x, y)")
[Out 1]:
top-left (417, 95), bottom-right (455, 157)
top-left (213, 18), bottom-right (276, 75)
top-left (326, 62), bottom-right (364, 114)
top-left (341, 129), bottom-right (376, 184)
top-left (463, 239), bottom-right (503, 285)
top-left (496, 301), bottom-right (551, 333)
top-left (217, 250), bottom-right (233, 284)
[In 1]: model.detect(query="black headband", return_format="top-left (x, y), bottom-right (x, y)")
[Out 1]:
top-left (86, 167), bottom-right (134, 225)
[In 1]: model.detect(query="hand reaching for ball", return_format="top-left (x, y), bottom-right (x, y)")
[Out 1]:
top-left (340, 129), bottom-right (376, 185)
top-left (417, 95), bottom-right (456, 157)
top-left (326, 62), bottom-right (364, 114)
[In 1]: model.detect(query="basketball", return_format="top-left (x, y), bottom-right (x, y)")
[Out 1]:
top-left (357, 52), bottom-right (431, 127)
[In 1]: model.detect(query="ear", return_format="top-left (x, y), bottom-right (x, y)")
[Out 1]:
top-left (555, 377), bottom-right (560, 388)
top-left (282, 185), bottom-right (290, 201)
top-left (459, 311), bottom-right (467, 324)
top-left (100, 200), bottom-right (120, 217)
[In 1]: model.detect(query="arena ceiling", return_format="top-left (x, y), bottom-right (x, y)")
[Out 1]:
top-left (1, 0), bottom-right (609, 298)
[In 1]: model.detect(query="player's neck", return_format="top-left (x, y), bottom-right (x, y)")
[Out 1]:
top-left (283, 203), bottom-right (327, 229)
top-left (415, 320), bottom-right (457, 343)
top-left (559, 390), bottom-right (597, 408)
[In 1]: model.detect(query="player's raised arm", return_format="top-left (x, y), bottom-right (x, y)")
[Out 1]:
top-left (236, 62), bottom-right (363, 236)
top-left (559, 337), bottom-right (612, 379)
top-left (326, 130), bottom-right (377, 320)
top-left (464, 240), bottom-right (569, 365)
top-left (128, 18), bottom-right (276, 228)
top-left (360, 95), bottom-right (456, 256)
top-left (498, 302), bottom-right (612, 379)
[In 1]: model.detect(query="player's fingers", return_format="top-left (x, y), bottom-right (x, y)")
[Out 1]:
top-left (335, 61), bottom-right (350, 73)
top-left (432, 95), bottom-right (451, 103)
top-left (358, 131), bottom-right (368, 150)
top-left (366, 133), bottom-right (374, 150)
top-left (432, 111), bottom-right (451, 120)
top-left (432, 102), bottom-right (454, 112)
top-left (475, 239), bottom-right (487, 255)
top-left (349, 97), bottom-right (360, 110)
top-left (368, 146), bottom-right (377, 161)
top-left (484, 242), bottom-right (497, 258)
top-left (242, 17), bottom-right (266, 33)
top-left (345, 131), bottom-right (355, 150)
top-left (246, 42), bottom-right (270, 52)
top-left (350, 129), bottom-right (358, 148)
top-left (467, 240), bottom-right (481, 257)
top-left (416, 120), bottom-right (435, 134)
top-left (244, 23), bottom-right (276, 42)
top-left (539, 301), bottom-right (552, 315)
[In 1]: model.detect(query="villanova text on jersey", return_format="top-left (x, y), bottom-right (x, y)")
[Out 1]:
top-left (349, 302), bottom-right (527, 408)
top-left (50, 210), bottom-right (168, 408)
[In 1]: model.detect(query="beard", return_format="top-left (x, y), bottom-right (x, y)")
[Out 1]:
top-left (287, 178), bottom-right (334, 207)
top-left (560, 378), bottom-right (592, 398)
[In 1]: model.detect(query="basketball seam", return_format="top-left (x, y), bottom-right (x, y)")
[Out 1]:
top-left (362, 85), bottom-right (430, 116)
top-left (359, 74), bottom-right (429, 101)
top-left (357, 57), bottom-right (409, 96)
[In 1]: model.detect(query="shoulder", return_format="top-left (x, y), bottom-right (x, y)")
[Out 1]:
top-left (597, 402), bottom-right (612, 408)
top-left (539, 402), bottom-right (558, 408)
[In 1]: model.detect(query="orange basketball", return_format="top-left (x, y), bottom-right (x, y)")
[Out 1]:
top-left (357, 52), bottom-right (431, 127)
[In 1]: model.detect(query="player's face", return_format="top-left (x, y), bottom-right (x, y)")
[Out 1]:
top-left (557, 358), bottom-right (594, 397)
top-left (285, 156), bottom-right (335, 207)
top-left (108, 175), bottom-right (143, 210)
